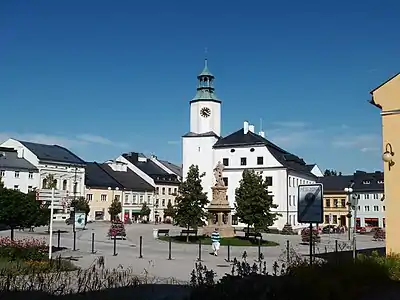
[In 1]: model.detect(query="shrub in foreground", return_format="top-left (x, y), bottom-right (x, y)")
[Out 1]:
top-left (0, 237), bottom-right (47, 261)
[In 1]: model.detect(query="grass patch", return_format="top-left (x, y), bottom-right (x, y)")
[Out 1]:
top-left (159, 235), bottom-right (279, 246)
top-left (0, 257), bottom-right (78, 275)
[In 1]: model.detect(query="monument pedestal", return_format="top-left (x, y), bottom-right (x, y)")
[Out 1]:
top-left (203, 185), bottom-right (235, 238)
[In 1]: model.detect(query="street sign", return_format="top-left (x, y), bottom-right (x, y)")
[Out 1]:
top-left (297, 183), bottom-right (323, 223)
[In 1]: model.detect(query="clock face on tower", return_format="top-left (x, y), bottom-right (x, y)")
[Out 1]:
top-left (200, 107), bottom-right (211, 118)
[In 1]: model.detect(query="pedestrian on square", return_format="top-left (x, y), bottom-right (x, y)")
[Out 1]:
top-left (211, 228), bottom-right (221, 256)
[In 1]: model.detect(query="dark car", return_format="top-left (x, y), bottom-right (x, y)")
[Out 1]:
top-left (65, 217), bottom-right (73, 225)
top-left (322, 225), bottom-right (337, 234)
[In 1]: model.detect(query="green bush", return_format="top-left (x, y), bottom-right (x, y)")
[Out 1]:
top-left (0, 237), bottom-right (46, 261)
top-left (357, 251), bottom-right (400, 281)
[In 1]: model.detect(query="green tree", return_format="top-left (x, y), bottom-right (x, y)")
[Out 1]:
top-left (70, 196), bottom-right (90, 223)
top-left (163, 199), bottom-right (175, 218)
top-left (43, 174), bottom-right (57, 189)
top-left (140, 202), bottom-right (151, 221)
top-left (235, 169), bottom-right (279, 234)
top-left (174, 165), bottom-right (209, 242)
top-left (324, 169), bottom-right (342, 176)
top-left (108, 196), bottom-right (122, 221)
top-left (0, 188), bottom-right (38, 240)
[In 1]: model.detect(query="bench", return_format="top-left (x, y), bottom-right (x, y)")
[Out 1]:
top-left (180, 229), bottom-right (197, 236)
top-left (157, 229), bottom-right (170, 236)
top-left (244, 231), bottom-right (262, 239)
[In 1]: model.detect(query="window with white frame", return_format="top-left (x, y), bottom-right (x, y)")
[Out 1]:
top-left (289, 195), bottom-right (292, 206)
top-left (14, 185), bottom-right (19, 190)
top-left (148, 195), bottom-right (151, 203)
top-left (125, 194), bottom-right (130, 204)
top-left (373, 205), bottom-right (379, 212)
top-left (293, 195), bottom-right (296, 206)
top-left (0, 170), bottom-right (4, 177)
top-left (28, 172), bottom-right (33, 179)
top-left (364, 205), bottom-right (370, 212)
top-left (373, 194), bottom-right (379, 200)
top-left (14, 171), bottom-right (19, 178)
top-left (28, 186), bottom-right (33, 192)
top-left (100, 194), bottom-right (107, 201)
top-left (86, 194), bottom-right (93, 201)
top-left (139, 194), bottom-right (144, 203)
top-left (364, 194), bottom-right (370, 200)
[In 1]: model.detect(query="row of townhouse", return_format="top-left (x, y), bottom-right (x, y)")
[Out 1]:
top-left (0, 139), bottom-right (181, 222)
top-left (318, 170), bottom-right (385, 229)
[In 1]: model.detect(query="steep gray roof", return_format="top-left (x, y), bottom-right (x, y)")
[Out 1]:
top-left (317, 171), bottom-right (384, 193)
top-left (159, 160), bottom-right (182, 177)
top-left (18, 140), bottom-right (85, 165)
top-left (0, 147), bottom-right (37, 171)
top-left (85, 162), bottom-right (122, 189)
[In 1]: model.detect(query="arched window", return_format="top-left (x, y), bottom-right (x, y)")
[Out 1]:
top-left (42, 178), bottom-right (47, 189)
top-left (62, 180), bottom-right (67, 190)
top-left (53, 179), bottom-right (58, 189)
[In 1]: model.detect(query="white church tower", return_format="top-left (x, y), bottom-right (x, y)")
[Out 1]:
top-left (182, 59), bottom-right (221, 196)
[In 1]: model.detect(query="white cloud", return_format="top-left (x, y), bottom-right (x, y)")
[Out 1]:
top-left (271, 121), bottom-right (308, 128)
top-left (0, 132), bottom-right (127, 148)
top-left (332, 134), bottom-right (381, 152)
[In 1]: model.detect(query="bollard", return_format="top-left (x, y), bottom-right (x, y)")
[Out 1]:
top-left (113, 235), bottom-right (117, 256)
top-left (139, 236), bottom-right (143, 258)
top-left (226, 241), bottom-right (231, 262)
top-left (57, 230), bottom-right (61, 249)
top-left (91, 232), bottom-right (95, 254)
top-left (335, 239), bottom-right (338, 253)
top-left (197, 240), bottom-right (202, 261)
top-left (73, 230), bottom-right (77, 251)
top-left (167, 236), bottom-right (172, 260)
top-left (286, 240), bottom-right (290, 263)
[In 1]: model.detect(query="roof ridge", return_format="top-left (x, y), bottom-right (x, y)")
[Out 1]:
top-left (53, 145), bottom-right (85, 164)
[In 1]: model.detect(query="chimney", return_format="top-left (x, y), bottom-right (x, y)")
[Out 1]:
top-left (249, 125), bottom-right (255, 133)
top-left (243, 121), bottom-right (249, 134)
top-left (127, 152), bottom-right (139, 163)
top-left (259, 131), bottom-right (265, 138)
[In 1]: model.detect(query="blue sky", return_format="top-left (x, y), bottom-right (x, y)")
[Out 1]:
top-left (0, 0), bottom-right (399, 174)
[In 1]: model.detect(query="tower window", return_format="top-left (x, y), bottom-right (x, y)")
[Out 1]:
top-left (222, 158), bottom-right (229, 166)
top-left (240, 157), bottom-right (247, 166)
top-left (230, 149), bottom-right (235, 153)
top-left (250, 148), bottom-right (255, 152)
top-left (257, 157), bottom-right (264, 165)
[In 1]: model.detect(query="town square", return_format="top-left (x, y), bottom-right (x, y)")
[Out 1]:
top-left (0, 1), bottom-right (400, 299)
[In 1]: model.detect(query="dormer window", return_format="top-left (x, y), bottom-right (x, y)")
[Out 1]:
top-left (362, 180), bottom-right (371, 185)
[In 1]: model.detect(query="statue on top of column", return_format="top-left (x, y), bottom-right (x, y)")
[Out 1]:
top-left (213, 161), bottom-right (225, 187)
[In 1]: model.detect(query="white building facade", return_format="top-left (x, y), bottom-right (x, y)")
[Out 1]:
top-left (182, 60), bottom-right (322, 230)
top-left (0, 147), bottom-right (39, 193)
top-left (353, 171), bottom-right (385, 229)
top-left (1, 139), bottom-right (86, 221)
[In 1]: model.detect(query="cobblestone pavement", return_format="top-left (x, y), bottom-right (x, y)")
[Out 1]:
top-left (0, 222), bottom-right (385, 282)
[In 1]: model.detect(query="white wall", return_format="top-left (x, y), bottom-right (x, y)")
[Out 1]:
top-left (115, 155), bottom-right (155, 187)
top-left (190, 101), bottom-right (221, 136)
top-left (1, 139), bottom-right (39, 166)
top-left (0, 169), bottom-right (39, 193)
top-left (182, 135), bottom-right (218, 198)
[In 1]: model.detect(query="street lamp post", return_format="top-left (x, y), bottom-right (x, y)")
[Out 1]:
top-left (70, 206), bottom-right (75, 232)
top-left (344, 182), bottom-right (354, 241)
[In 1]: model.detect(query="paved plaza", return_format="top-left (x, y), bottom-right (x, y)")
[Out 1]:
top-left (1, 222), bottom-right (385, 282)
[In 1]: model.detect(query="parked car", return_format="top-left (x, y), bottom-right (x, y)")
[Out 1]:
top-left (356, 226), bottom-right (366, 233)
top-left (65, 217), bottom-right (73, 225)
top-left (322, 225), bottom-right (337, 234)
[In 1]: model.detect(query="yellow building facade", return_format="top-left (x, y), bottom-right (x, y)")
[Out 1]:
top-left (323, 193), bottom-right (348, 227)
top-left (85, 187), bottom-right (123, 221)
top-left (370, 72), bottom-right (400, 254)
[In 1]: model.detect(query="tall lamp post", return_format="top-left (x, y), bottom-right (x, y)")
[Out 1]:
top-left (344, 181), bottom-right (355, 241)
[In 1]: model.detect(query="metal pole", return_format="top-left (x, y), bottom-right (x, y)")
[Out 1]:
top-left (197, 240), bottom-right (202, 261)
top-left (48, 188), bottom-right (55, 260)
top-left (309, 223), bottom-right (313, 265)
top-left (113, 235), bottom-right (117, 256)
top-left (139, 236), bottom-right (143, 258)
top-left (167, 236), bottom-right (172, 260)
top-left (353, 203), bottom-right (357, 260)
top-left (286, 240), bottom-right (290, 263)
top-left (91, 232), bottom-right (95, 254)
top-left (57, 229), bottom-right (61, 249)
top-left (258, 237), bottom-right (261, 262)
top-left (335, 239), bottom-right (338, 253)
top-left (73, 230), bottom-right (76, 251)
top-left (347, 193), bottom-right (351, 241)
top-left (227, 242), bottom-right (231, 262)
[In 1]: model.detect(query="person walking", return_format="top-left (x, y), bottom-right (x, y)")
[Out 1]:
top-left (211, 228), bottom-right (221, 256)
